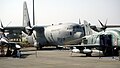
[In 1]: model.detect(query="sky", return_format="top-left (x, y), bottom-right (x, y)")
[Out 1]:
top-left (0, 0), bottom-right (120, 26)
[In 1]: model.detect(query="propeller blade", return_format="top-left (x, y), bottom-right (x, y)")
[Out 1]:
top-left (98, 19), bottom-right (108, 32)
top-left (0, 20), bottom-right (4, 32)
top-left (6, 21), bottom-right (12, 27)
top-left (98, 19), bottom-right (104, 27)
top-left (105, 19), bottom-right (108, 26)
top-left (0, 20), bottom-right (3, 28)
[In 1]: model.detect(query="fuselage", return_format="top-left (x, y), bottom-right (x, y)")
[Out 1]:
top-left (25, 23), bottom-right (84, 46)
top-left (44, 23), bottom-right (84, 45)
top-left (84, 29), bottom-right (120, 47)
top-left (21, 1), bottom-right (85, 47)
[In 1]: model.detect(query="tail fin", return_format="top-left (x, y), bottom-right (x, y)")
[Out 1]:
top-left (83, 20), bottom-right (93, 36)
top-left (23, 1), bottom-right (31, 27)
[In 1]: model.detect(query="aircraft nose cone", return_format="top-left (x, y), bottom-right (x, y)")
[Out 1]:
top-left (73, 32), bottom-right (81, 38)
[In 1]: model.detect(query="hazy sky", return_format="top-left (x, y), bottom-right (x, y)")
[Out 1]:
top-left (0, 0), bottom-right (120, 26)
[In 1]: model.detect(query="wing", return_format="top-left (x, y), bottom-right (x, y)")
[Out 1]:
top-left (4, 26), bottom-right (25, 39)
top-left (105, 25), bottom-right (120, 28)
top-left (90, 25), bottom-right (120, 32)
top-left (4, 26), bottom-right (24, 32)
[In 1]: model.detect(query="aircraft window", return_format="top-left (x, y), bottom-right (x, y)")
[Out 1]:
top-left (73, 25), bottom-right (80, 31)
top-left (77, 26), bottom-right (80, 28)
top-left (73, 26), bottom-right (80, 29)
top-left (70, 32), bottom-right (72, 35)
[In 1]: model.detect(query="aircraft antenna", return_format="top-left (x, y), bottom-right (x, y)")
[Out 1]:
top-left (33, 0), bottom-right (35, 25)
top-left (79, 18), bottom-right (81, 24)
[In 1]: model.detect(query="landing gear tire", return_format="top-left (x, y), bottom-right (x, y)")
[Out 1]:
top-left (56, 46), bottom-right (63, 50)
top-left (86, 53), bottom-right (92, 57)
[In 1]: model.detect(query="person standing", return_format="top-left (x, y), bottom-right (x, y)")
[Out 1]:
top-left (12, 44), bottom-right (21, 58)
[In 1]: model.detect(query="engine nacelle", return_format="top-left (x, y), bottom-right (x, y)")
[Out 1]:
top-left (92, 50), bottom-right (103, 53)
top-left (72, 48), bottom-right (80, 53)
top-left (83, 49), bottom-right (92, 54)
top-left (83, 49), bottom-right (103, 55)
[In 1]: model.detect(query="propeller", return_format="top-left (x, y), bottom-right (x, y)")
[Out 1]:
top-left (98, 19), bottom-right (108, 32)
top-left (0, 20), bottom-right (12, 33)
top-left (25, 26), bottom-right (33, 36)
top-left (0, 20), bottom-right (5, 33)
top-left (0, 20), bottom-right (9, 44)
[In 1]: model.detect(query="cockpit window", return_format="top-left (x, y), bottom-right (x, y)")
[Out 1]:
top-left (73, 25), bottom-right (81, 31)
top-left (73, 25), bottom-right (80, 29)
top-left (67, 25), bottom-right (82, 31)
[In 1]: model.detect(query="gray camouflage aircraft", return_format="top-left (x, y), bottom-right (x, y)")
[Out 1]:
top-left (0, 1), bottom-right (85, 50)
top-left (1, 1), bottom-right (120, 57)
top-left (71, 20), bottom-right (120, 56)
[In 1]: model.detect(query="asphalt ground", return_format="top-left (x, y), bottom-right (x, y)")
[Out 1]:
top-left (0, 47), bottom-right (120, 68)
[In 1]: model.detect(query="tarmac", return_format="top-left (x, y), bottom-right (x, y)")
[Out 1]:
top-left (0, 47), bottom-right (120, 68)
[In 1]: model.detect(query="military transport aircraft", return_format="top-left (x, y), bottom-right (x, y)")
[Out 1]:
top-left (2, 1), bottom-right (120, 57)
top-left (1, 1), bottom-right (85, 50)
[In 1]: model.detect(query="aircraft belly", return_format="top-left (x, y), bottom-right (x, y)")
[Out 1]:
top-left (64, 37), bottom-right (82, 45)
